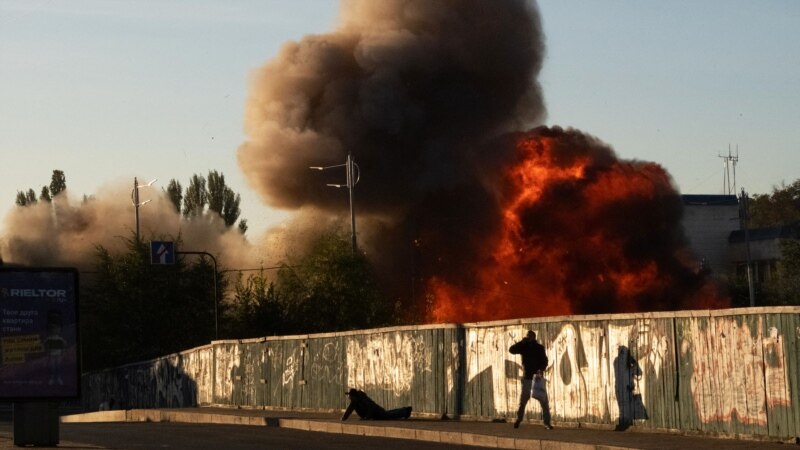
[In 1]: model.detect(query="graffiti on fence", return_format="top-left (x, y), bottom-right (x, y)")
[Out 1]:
top-left (310, 341), bottom-right (343, 384)
top-left (214, 345), bottom-right (240, 402)
top-left (346, 332), bottom-right (431, 396)
top-left (80, 309), bottom-right (799, 439)
top-left (682, 316), bottom-right (791, 425)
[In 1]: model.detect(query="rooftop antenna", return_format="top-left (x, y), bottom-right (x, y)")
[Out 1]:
top-left (719, 145), bottom-right (739, 195)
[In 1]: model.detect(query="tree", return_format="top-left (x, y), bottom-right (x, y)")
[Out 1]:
top-left (183, 174), bottom-right (207, 218)
top-left (206, 170), bottom-right (242, 227)
top-left (273, 231), bottom-right (392, 334)
top-left (49, 170), bottom-right (66, 197)
top-left (225, 273), bottom-right (281, 339)
top-left (15, 189), bottom-right (37, 206)
top-left (81, 233), bottom-right (227, 371)
top-left (740, 179), bottom-right (800, 306)
top-left (749, 180), bottom-right (800, 228)
top-left (166, 179), bottom-right (183, 214)
top-left (238, 219), bottom-right (249, 235)
top-left (12, 169), bottom-right (63, 206)
top-left (221, 187), bottom-right (241, 227)
top-left (225, 230), bottom-right (392, 336)
top-left (206, 170), bottom-right (226, 217)
top-left (40, 186), bottom-right (51, 202)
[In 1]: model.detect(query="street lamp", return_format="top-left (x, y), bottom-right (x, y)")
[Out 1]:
top-left (310, 153), bottom-right (360, 254)
top-left (131, 177), bottom-right (157, 241)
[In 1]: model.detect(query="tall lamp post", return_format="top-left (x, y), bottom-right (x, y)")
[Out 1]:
top-left (310, 153), bottom-right (360, 254)
top-left (131, 177), bottom-right (157, 241)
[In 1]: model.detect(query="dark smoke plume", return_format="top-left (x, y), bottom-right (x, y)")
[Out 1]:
top-left (240, 0), bottom-right (729, 320)
top-left (239, 0), bottom-right (547, 304)
top-left (239, 0), bottom-right (545, 210)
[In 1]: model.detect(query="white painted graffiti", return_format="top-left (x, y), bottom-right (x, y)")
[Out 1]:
top-left (283, 354), bottom-right (300, 386)
top-left (310, 342), bottom-right (343, 384)
top-left (214, 345), bottom-right (241, 401)
top-left (346, 332), bottom-right (431, 396)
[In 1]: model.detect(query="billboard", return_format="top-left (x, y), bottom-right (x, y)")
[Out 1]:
top-left (0, 267), bottom-right (80, 400)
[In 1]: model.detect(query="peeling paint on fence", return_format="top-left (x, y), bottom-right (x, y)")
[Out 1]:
top-left (82, 307), bottom-right (800, 440)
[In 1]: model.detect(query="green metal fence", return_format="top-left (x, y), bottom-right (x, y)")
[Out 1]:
top-left (82, 306), bottom-right (800, 440)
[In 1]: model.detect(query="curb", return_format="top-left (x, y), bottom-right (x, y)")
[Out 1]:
top-left (61, 410), bottom-right (635, 450)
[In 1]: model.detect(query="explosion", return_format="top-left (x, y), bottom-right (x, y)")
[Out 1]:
top-left (427, 127), bottom-right (728, 322)
top-left (1, 0), bottom-right (730, 323)
top-left (239, 0), bottom-right (728, 322)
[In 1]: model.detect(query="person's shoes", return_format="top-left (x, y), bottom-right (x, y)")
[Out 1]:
top-left (544, 424), bottom-right (553, 430)
top-left (513, 419), bottom-right (521, 429)
top-left (404, 407), bottom-right (412, 419)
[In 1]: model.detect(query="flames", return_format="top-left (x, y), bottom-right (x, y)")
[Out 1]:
top-left (428, 127), bottom-right (729, 323)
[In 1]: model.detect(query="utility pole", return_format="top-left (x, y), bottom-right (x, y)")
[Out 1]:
top-left (346, 153), bottom-right (357, 254)
top-left (719, 145), bottom-right (739, 195)
top-left (310, 153), bottom-right (361, 254)
top-left (131, 177), bottom-right (156, 241)
top-left (739, 188), bottom-right (755, 307)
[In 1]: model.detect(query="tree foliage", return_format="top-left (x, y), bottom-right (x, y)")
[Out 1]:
top-left (13, 170), bottom-right (65, 206)
top-left (81, 234), bottom-right (227, 371)
top-left (15, 189), bottom-right (37, 206)
top-left (226, 231), bottom-right (393, 337)
top-left (749, 179), bottom-right (800, 228)
top-left (183, 174), bottom-right (207, 218)
top-left (741, 179), bottom-right (800, 306)
top-left (166, 179), bottom-right (183, 214)
top-left (206, 170), bottom-right (226, 217)
top-left (178, 171), bottom-right (243, 229)
top-left (206, 170), bottom-right (241, 227)
top-left (238, 218), bottom-right (249, 235)
top-left (11, 169), bottom-right (245, 232)
top-left (49, 170), bottom-right (66, 197)
top-left (754, 238), bottom-right (800, 306)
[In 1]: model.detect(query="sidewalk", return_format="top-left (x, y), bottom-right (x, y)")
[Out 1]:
top-left (58, 407), bottom-right (794, 450)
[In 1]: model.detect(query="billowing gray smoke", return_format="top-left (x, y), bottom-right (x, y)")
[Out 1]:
top-left (0, 183), bottom-right (257, 271)
top-left (239, 0), bottom-right (547, 304)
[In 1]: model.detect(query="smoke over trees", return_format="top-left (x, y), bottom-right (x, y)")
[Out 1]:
top-left (1, 169), bottom-right (256, 272)
top-left (14, 169), bottom-right (66, 206)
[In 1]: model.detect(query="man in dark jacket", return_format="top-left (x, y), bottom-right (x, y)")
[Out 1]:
top-left (341, 388), bottom-right (412, 421)
top-left (509, 330), bottom-right (552, 429)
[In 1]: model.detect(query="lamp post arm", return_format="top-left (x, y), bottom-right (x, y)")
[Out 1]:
top-left (309, 163), bottom-right (347, 170)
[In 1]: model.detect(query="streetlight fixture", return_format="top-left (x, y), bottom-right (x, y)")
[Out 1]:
top-left (310, 153), bottom-right (360, 254)
top-left (131, 177), bottom-right (157, 241)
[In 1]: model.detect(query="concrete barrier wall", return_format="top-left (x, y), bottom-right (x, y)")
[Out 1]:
top-left (81, 306), bottom-right (800, 440)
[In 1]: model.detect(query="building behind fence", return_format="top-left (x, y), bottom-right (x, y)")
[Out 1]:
top-left (82, 306), bottom-right (800, 440)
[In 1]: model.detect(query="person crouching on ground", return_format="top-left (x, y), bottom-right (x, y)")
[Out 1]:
top-left (341, 388), bottom-right (412, 421)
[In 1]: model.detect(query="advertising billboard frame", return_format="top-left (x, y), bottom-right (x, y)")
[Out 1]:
top-left (0, 266), bottom-right (81, 401)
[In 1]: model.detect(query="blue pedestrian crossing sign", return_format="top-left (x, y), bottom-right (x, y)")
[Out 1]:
top-left (150, 241), bottom-right (175, 265)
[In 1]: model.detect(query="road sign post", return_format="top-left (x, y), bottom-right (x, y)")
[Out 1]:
top-left (150, 241), bottom-right (175, 265)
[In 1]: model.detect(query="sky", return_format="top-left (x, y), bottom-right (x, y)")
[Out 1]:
top-left (1, 0), bottom-right (798, 236)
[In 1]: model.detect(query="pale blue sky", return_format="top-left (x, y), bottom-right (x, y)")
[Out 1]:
top-left (1, 0), bottom-right (798, 235)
